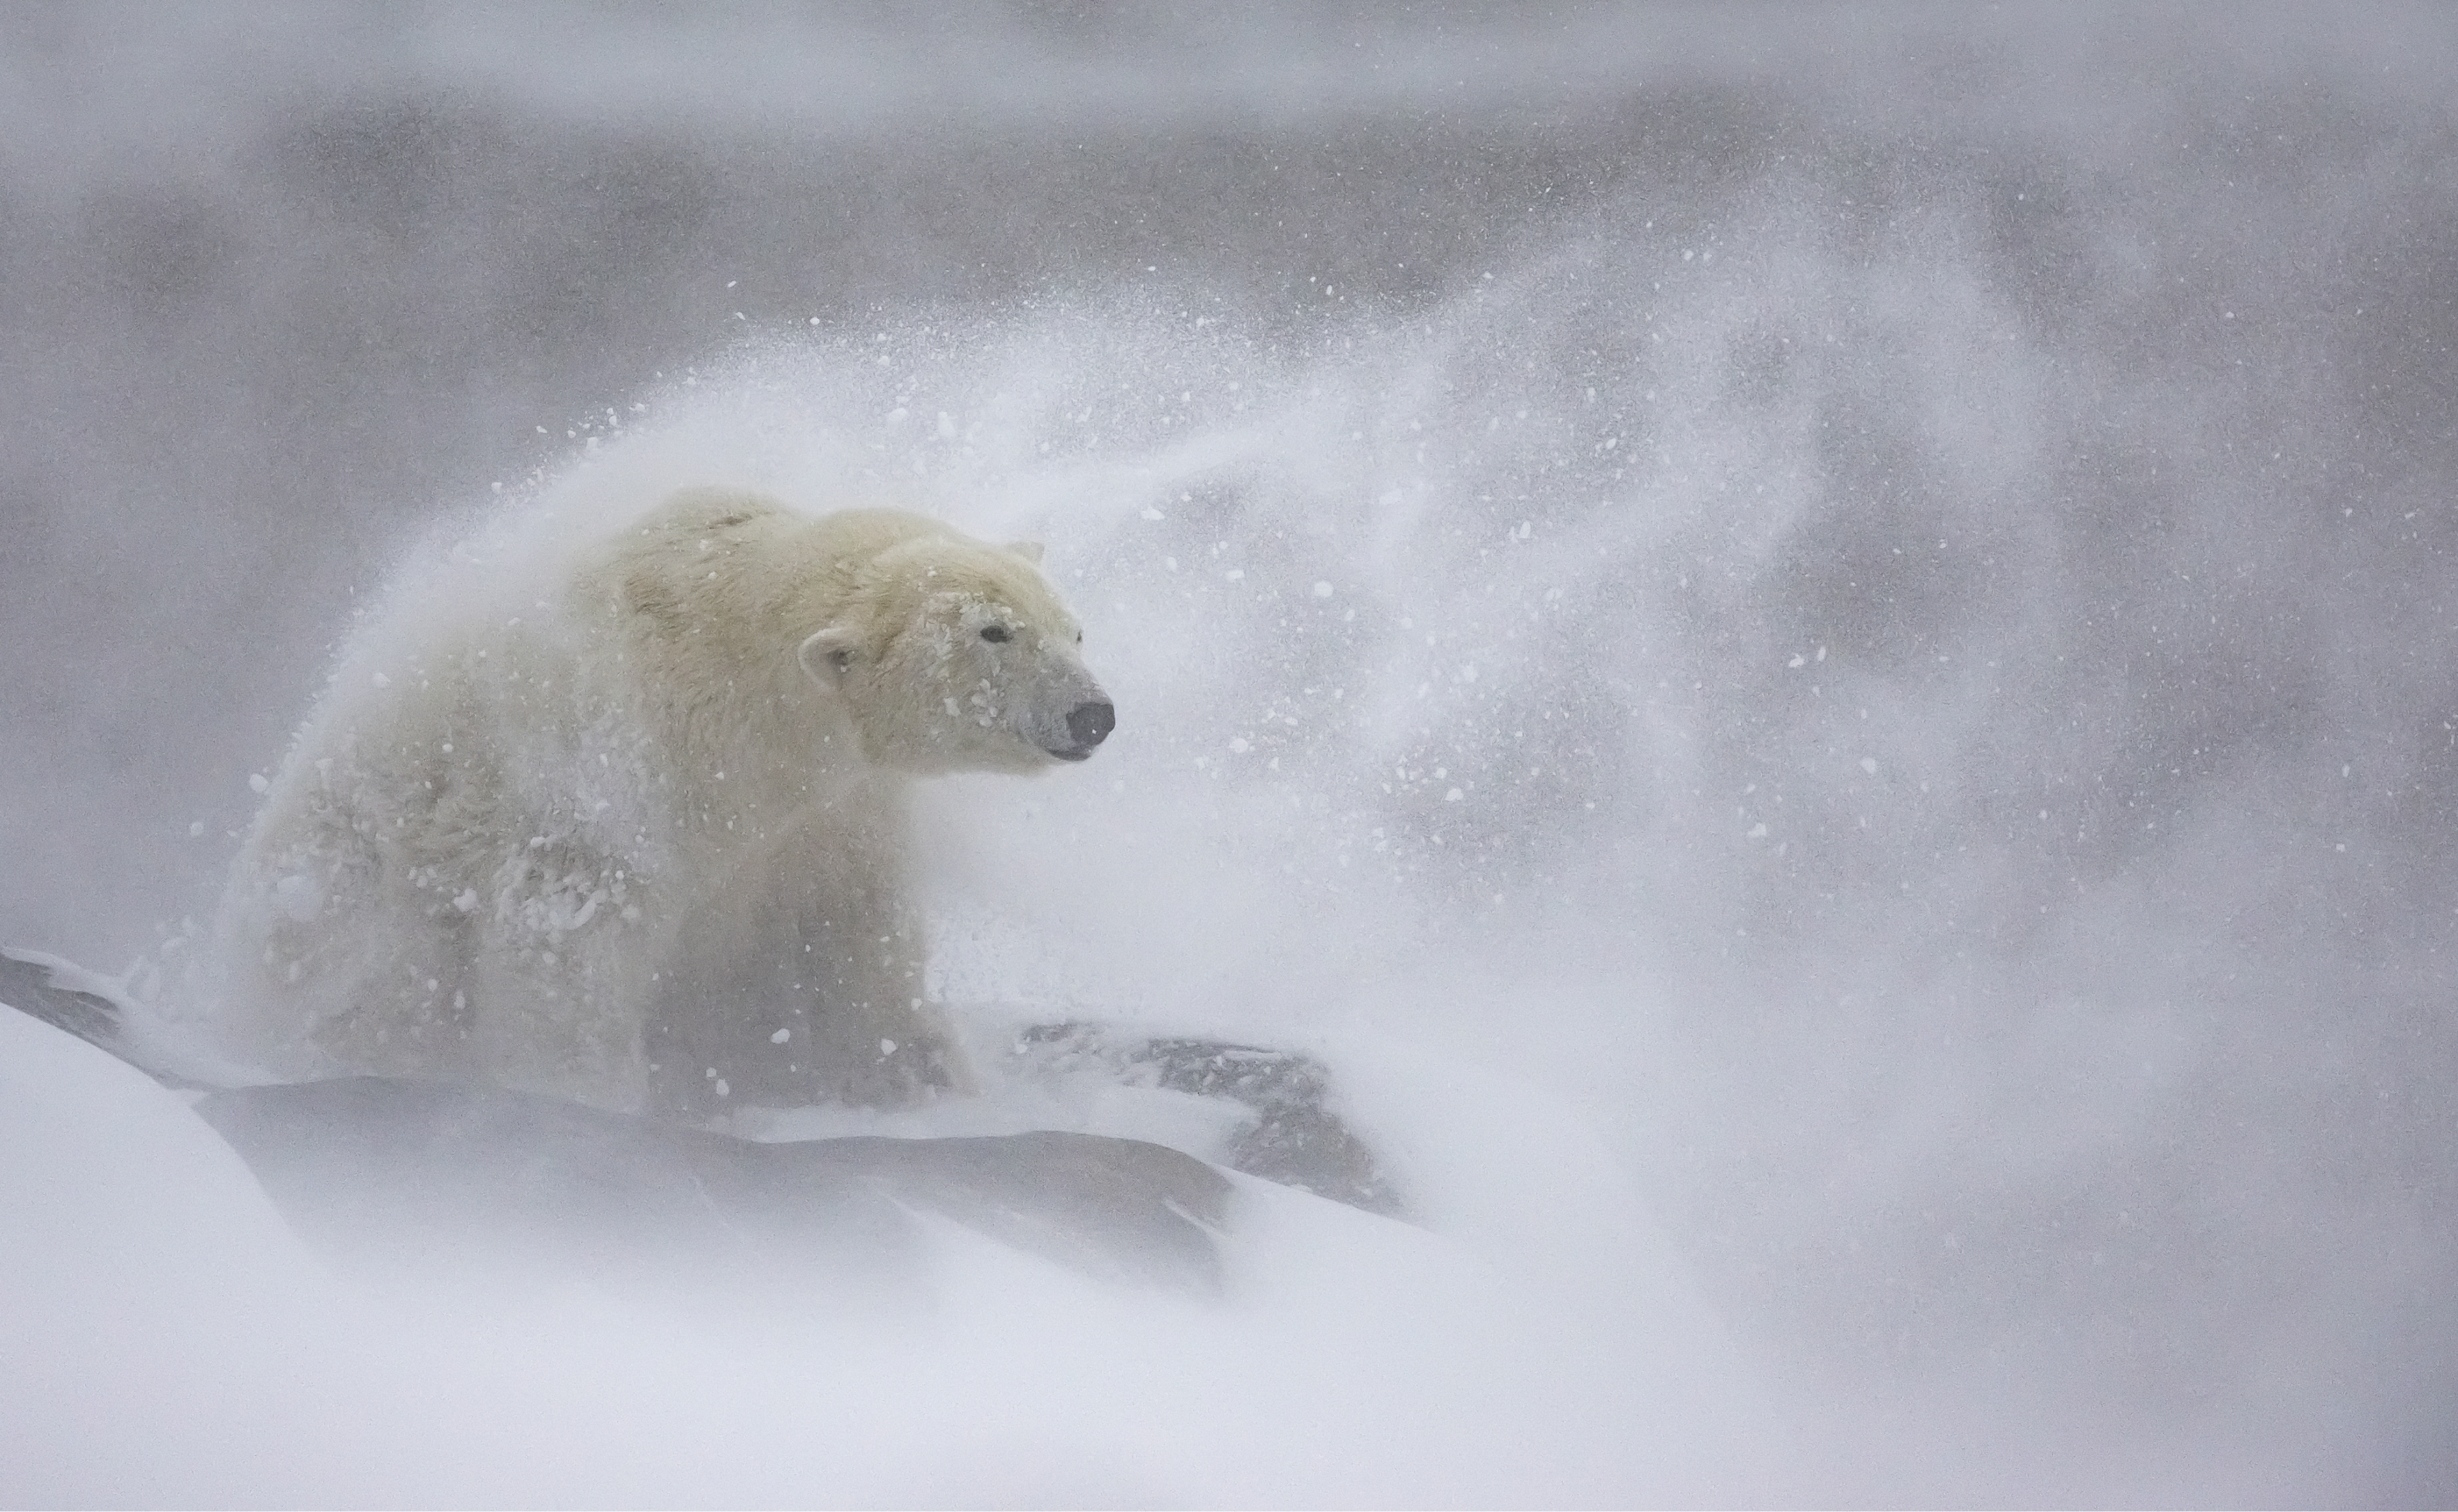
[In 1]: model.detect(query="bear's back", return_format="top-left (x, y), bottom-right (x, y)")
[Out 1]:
top-left (591, 488), bottom-right (952, 635)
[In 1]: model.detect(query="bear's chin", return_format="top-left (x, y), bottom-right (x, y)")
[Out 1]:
top-left (869, 743), bottom-right (1066, 777)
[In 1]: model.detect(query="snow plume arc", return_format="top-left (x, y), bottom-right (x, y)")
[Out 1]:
top-left (435, 166), bottom-right (2458, 1492)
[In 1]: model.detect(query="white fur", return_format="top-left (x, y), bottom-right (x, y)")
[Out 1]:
top-left (206, 487), bottom-right (1107, 1115)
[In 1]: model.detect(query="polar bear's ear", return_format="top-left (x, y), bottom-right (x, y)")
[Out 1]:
top-left (797, 625), bottom-right (861, 688)
top-left (1005, 541), bottom-right (1045, 566)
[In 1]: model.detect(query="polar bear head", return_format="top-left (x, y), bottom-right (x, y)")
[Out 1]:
top-left (797, 526), bottom-right (1114, 775)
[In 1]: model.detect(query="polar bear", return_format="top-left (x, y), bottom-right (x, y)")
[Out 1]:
top-left (206, 487), bottom-right (1112, 1118)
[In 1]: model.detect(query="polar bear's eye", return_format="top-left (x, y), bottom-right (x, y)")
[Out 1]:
top-left (979, 625), bottom-right (1011, 644)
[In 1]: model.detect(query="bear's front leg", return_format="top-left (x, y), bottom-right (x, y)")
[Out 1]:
top-left (464, 838), bottom-right (656, 1112)
top-left (645, 810), bottom-right (960, 1120)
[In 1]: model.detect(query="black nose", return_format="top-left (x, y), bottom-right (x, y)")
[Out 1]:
top-left (1066, 699), bottom-right (1116, 750)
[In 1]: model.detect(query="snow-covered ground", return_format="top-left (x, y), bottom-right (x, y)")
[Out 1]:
top-left (2, 974), bottom-right (1789, 1507)
top-left (7, 7), bottom-right (2458, 1504)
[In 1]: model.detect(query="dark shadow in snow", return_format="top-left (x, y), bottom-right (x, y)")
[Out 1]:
top-left (0, 948), bottom-right (1232, 1298)
top-left (197, 1078), bottom-right (1230, 1298)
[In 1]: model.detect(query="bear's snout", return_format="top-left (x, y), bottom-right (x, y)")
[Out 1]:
top-left (1057, 698), bottom-right (1115, 760)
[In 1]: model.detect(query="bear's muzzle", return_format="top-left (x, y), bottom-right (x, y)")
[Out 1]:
top-left (1052, 698), bottom-right (1115, 761)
